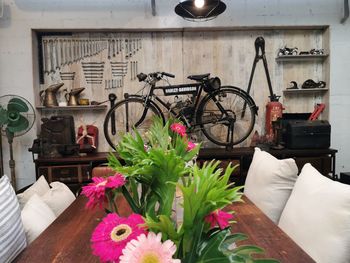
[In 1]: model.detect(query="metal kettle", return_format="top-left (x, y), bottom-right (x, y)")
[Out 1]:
top-left (40, 83), bottom-right (64, 107)
top-left (65, 87), bottom-right (85, 106)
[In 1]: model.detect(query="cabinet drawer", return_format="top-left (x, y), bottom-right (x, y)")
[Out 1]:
top-left (38, 164), bottom-right (91, 184)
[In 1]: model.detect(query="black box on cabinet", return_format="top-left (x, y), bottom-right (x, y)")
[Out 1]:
top-left (286, 120), bottom-right (331, 149)
top-left (340, 172), bottom-right (350, 185)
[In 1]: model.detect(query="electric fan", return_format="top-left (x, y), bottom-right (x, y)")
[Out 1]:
top-left (0, 95), bottom-right (36, 190)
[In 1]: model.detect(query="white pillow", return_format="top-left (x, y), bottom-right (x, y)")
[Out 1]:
top-left (244, 147), bottom-right (298, 223)
top-left (21, 194), bottom-right (56, 244)
top-left (0, 175), bottom-right (27, 263)
top-left (41, 182), bottom-right (76, 217)
top-left (278, 163), bottom-right (350, 263)
top-left (17, 176), bottom-right (50, 209)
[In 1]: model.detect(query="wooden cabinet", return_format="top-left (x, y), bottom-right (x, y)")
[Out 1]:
top-left (34, 153), bottom-right (110, 193)
top-left (34, 148), bottom-right (337, 191)
top-left (198, 147), bottom-right (337, 186)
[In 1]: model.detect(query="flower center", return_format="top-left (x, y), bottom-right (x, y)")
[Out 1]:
top-left (96, 180), bottom-right (107, 187)
top-left (141, 252), bottom-right (160, 263)
top-left (110, 224), bottom-right (132, 242)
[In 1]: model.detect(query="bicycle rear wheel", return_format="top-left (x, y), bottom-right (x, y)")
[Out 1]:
top-left (104, 97), bottom-right (164, 150)
top-left (197, 87), bottom-right (256, 146)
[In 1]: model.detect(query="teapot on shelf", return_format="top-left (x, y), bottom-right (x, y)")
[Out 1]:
top-left (40, 83), bottom-right (64, 107)
top-left (64, 87), bottom-right (85, 106)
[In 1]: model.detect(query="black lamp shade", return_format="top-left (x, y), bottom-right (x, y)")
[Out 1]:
top-left (175, 0), bottom-right (226, 21)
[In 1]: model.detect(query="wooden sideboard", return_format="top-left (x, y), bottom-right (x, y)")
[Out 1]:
top-left (34, 147), bottom-right (337, 191)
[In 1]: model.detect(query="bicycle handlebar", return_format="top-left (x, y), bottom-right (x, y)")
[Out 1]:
top-left (137, 72), bottom-right (175, 82)
top-left (161, 72), bottom-right (175, 78)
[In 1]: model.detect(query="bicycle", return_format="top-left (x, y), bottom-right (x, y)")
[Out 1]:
top-left (104, 72), bottom-right (258, 149)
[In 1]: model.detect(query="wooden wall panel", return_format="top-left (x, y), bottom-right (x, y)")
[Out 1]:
top-left (39, 28), bottom-right (329, 151)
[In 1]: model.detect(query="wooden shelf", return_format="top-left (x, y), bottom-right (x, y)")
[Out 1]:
top-left (276, 54), bottom-right (329, 62)
top-left (283, 88), bottom-right (329, 94)
top-left (36, 105), bottom-right (107, 111)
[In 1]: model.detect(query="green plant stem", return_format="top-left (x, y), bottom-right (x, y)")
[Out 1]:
top-left (106, 191), bottom-right (118, 214)
top-left (121, 185), bottom-right (141, 214)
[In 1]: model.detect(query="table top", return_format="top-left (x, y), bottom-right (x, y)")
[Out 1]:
top-left (14, 196), bottom-right (315, 263)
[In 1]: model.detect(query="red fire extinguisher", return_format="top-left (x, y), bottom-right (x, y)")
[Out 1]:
top-left (265, 100), bottom-right (284, 137)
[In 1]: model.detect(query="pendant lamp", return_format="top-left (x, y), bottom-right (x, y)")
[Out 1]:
top-left (175, 0), bottom-right (226, 21)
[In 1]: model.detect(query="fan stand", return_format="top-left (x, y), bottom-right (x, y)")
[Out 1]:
top-left (6, 130), bottom-right (16, 190)
top-left (0, 135), bottom-right (3, 178)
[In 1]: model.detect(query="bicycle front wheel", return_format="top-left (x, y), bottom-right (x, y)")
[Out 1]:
top-left (104, 97), bottom-right (164, 150)
top-left (197, 87), bottom-right (256, 146)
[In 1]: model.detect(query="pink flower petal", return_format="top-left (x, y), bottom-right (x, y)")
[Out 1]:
top-left (91, 213), bottom-right (147, 262)
top-left (187, 141), bottom-right (196, 151)
top-left (205, 209), bottom-right (233, 230)
top-left (120, 232), bottom-right (179, 263)
top-left (170, 123), bottom-right (187, 137)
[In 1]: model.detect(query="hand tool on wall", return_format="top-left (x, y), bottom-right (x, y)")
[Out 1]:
top-left (108, 39), bottom-right (112, 59)
top-left (67, 39), bottom-right (72, 64)
top-left (72, 39), bottom-right (77, 62)
top-left (105, 79), bottom-right (121, 90)
top-left (308, 103), bottom-right (326, 121)
top-left (112, 39), bottom-right (116, 57)
top-left (109, 93), bottom-right (117, 135)
top-left (110, 61), bottom-right (128, 77)
top-left (130, 61), bottom-right (133, 80)
top-left (137, 38), bottom-right (141, 51)
top-left (133, 39), bottom-right (136, 55)
top-left (119, 39), bottom-right (123, 53)
top-left (129, 39), bottom-right (133, 58)
top-left (50, 39), bottom-right (57, 72)
top-left (60, 72), bottom-right (75, 81)
top-left (42, 39), bottom-right (50, 74)
top-left (243, 36), bottom-right (283, 138)
top-left (56, 39), bottom-right (62, 70)
top-left (82, 62), bottom-right (104, 84)
top-left (125, 39), bottom-right (129, 59)
top-left (61, 39), bottom-right (66, 66)
top-left (116, 39), bottom-right (120, 55)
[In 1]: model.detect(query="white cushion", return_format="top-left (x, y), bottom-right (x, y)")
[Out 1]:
top-left (41, 182), bottom-right (76, 217)
top-left (244, 147), bottom-right (298, 223)
top-left (17, 176), bottom-right (50, 209)
top-left (21, 194), bottom-right (56, 244)
top-left (0, 176), bottom-right (27, 262)
top-left (278, 163), bottom-right (350, 263)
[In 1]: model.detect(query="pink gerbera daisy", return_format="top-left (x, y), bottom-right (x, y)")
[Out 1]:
top-left (91, 213), bottom-right (147, 263)
top-left (82, 173), bottom-right (126, 209)
top-left (106, 173), bottom-right (126, 188)
top-left (186, 141), bottom-right (196, 151)
top-left (204, 209), bottom-right (233, 229)
top-left (120, 232), bottom-right (180, 263)
top-left (170, 123), bottom-right (187, 137)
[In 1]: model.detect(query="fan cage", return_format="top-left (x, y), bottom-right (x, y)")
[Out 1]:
top-left (0, 95), bottom-right (36, 137)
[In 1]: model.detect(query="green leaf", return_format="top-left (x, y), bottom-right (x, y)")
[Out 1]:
top-left (145, 215), bottom-right (182, 242)
top-left (253, 260), bottom-right (281, 263)
top-left (232, 245), bottom-right (264, 255)
top-left (221, 233), bottom-right (248, 253)
top-left (194, 229), bottom-right (231, 263)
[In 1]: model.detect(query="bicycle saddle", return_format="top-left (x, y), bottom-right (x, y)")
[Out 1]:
top-left (187, 73), bottom-right (210, 81)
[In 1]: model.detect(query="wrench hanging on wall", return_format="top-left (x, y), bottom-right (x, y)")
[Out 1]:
top-left (56, 39), bottom-right (61, 70)
top-left (42, 39), bottom-right (50, 74)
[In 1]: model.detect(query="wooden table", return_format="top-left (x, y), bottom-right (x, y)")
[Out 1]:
top-left (14, 196), bottom-right (315, 263)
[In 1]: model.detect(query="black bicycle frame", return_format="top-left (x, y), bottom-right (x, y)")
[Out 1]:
top-left (138, 81), bottom-right (232, 130)
top-left (157, 83), bottom-right (202, 116)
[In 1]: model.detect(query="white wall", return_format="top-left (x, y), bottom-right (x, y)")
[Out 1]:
top-left (0, 0), bottom-right (349, 188)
